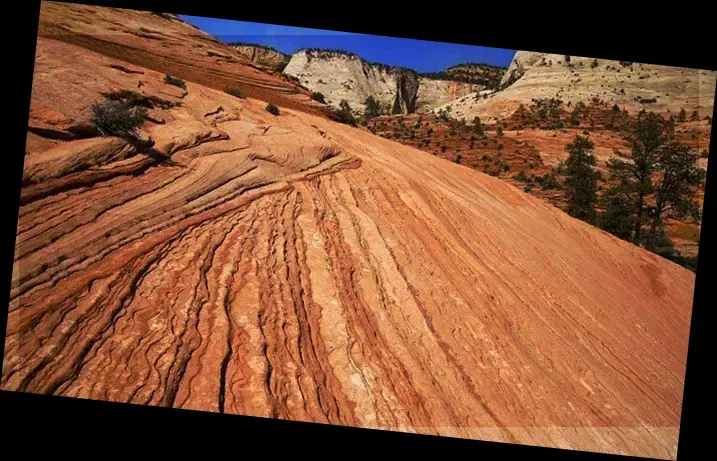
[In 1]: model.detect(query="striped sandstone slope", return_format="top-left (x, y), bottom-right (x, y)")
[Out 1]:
top-left (3, 9), bottom-right (696, 461)
top-left (36, 1), bottom-right (328, 117)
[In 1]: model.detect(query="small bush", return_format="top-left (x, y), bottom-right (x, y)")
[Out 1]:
top-left (164, 74), bottom-right (187, 90)
top-left (540, 173), bottom-right (561, 190)
top-left (101, 89), bottom-right (175, 109)
top-left (265, 103), bottom-right (280, 115)
top-left (225, 87), bottom-right (243, 98)
top-left (91, 100), bottom-right (153, 151)
top-left (91, 101), bottom-right (140, 133)
top-left (311, 92), bottom-right (327, 104)
top-left (701, 150), bottom-right (709, 158)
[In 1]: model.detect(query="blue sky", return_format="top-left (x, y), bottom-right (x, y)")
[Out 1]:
top-left (180, 16), bottom-right (516, 72)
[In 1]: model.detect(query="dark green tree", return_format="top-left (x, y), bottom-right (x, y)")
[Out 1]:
top-left (337, 99), bottom-right (356, 126)
top-left (677, 107), bottom-right (687, 122)
top-left (311, 92), bottom-right (327, 104)
top-left (363, 96), bottom-right (381, 119)
top-left (597, 160), bottom-right (638, 239)
top-left (563, 135), bottom-right (599, 222)
top-left (617, 111), bottom-right (666, 243)
top-left (598, 111), bottom-right (703, 252)
top-left (643, 140), bottom-right (705, 252)
top-left (691, 110), bottom-right (699, 122)
top-left (473, 116), bottom-right (484, 137)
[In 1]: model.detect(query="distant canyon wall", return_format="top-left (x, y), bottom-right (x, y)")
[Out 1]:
top-left (282, 50), bottom-right (480, 115)
top-left (229, 44), bottom-right (290, 72)
top-left (435, 50), bottom-right (717, 123)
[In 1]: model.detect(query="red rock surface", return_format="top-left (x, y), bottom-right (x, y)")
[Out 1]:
top-left (35, 1), bottom-right (328, 118)
top-left (1, 3), bottom-right (698, 460)
top-left (369, 105), bottom-right (707, 258)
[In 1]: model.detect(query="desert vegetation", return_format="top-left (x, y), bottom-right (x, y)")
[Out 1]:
top-left (225, 87), bottom-right (244, 98)
top-left (164, 73), bottom-right (187, 90)
top-left (594, 112), bottom-right (705, 269)
top-left (370, 100), bottom-right (706, 271)
top-left (310, 91), bottom-right (327, 104)
top-left (336, 99), bottom-right (357, 126)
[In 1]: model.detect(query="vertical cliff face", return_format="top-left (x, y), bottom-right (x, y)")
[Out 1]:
top-left (283, 49), bottom-right (399, 113)
top-left (392, 69), bottom-right (419, 114)
top-left (283, 50), bottom-right (479, 115)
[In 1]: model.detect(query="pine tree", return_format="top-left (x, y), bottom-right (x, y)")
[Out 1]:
top-left (337, 100), bottom-right (356, 126)
top-left (644, 140), bottom-right (705, 252)
top-left (363, 96), bottom-right (381, 119)
top-left (598, 111), bottom-right (704, 252)
top-left (563, 135), bottom-right (599, 223)
top-left (473, 116), bottom-right (484, 138)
